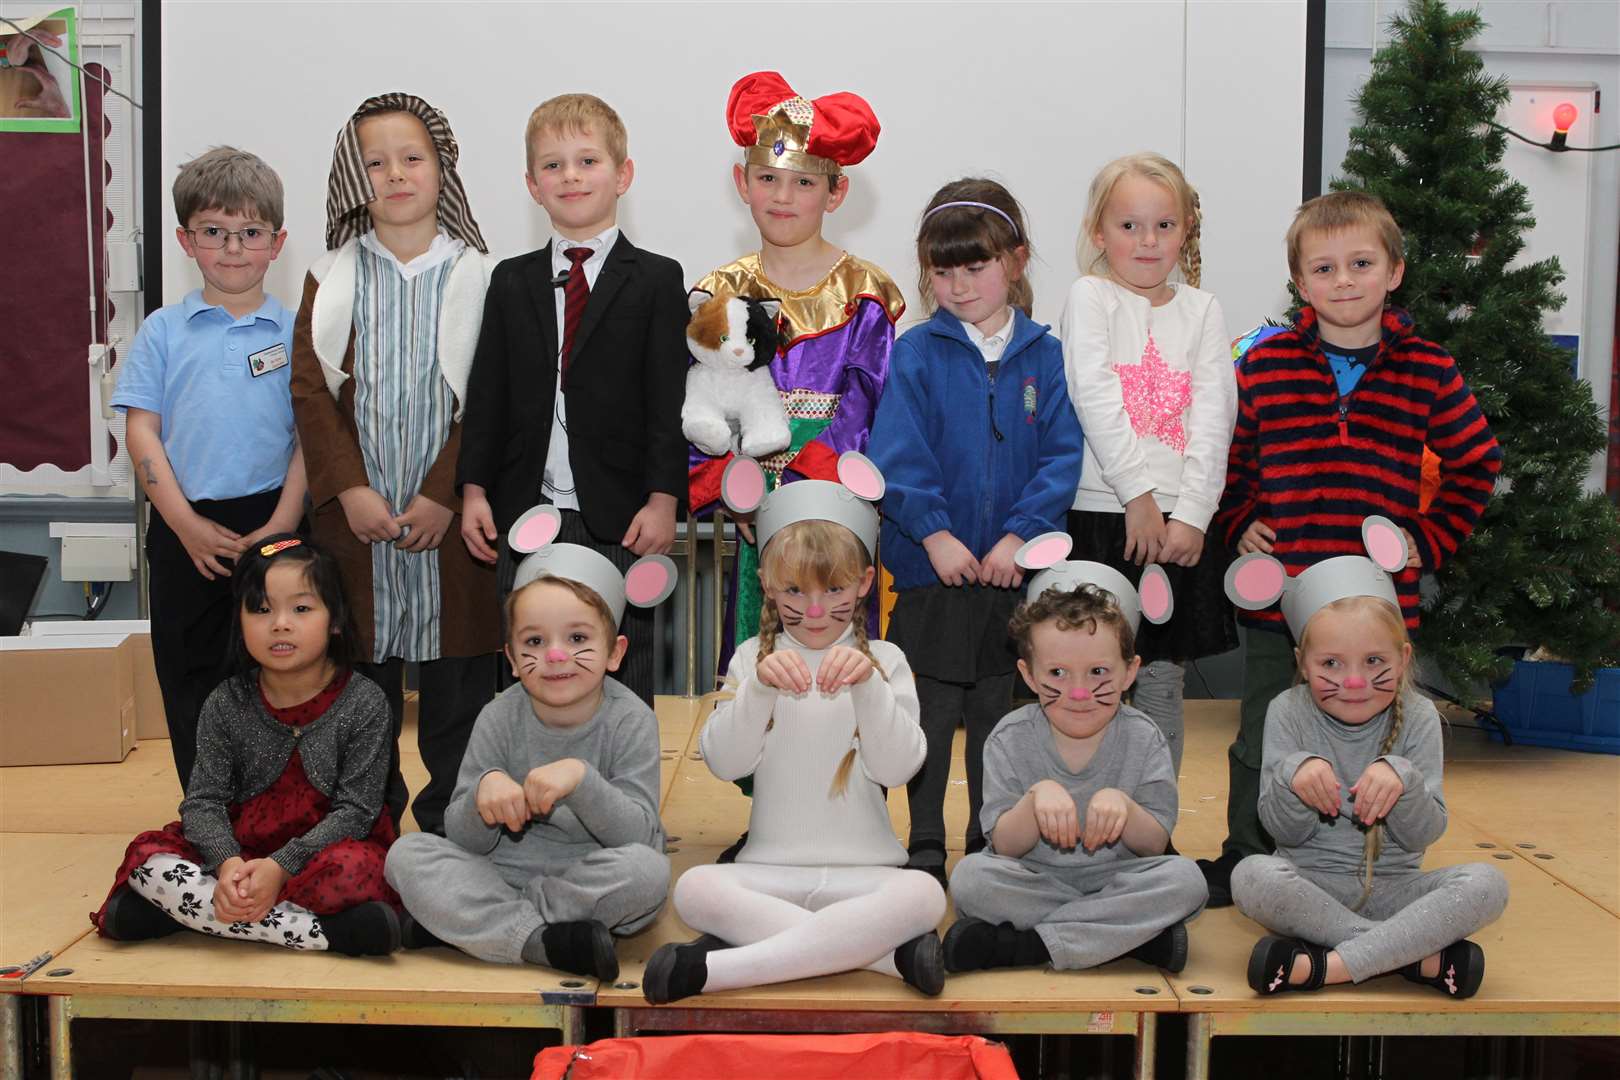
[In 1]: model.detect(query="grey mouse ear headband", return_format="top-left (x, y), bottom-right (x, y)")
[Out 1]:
top-left (506, 506), bottom-right (677, 627)
top-left (718, 451), bottom-right (885, 556)
top-left (1223, 516), bottom-right (1408, 638)
top-left (1012, 532), bottom-right (1174, 633)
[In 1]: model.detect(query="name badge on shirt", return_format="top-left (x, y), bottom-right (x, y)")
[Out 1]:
top-left (247, 343), bottom-right (288, 378)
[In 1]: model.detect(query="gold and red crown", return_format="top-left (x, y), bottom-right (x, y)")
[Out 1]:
top-left (727, 71), bottom-right (880, 177)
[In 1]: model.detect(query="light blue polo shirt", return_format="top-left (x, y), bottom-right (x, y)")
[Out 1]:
top-left (112, 290), bottom-right (296, 501)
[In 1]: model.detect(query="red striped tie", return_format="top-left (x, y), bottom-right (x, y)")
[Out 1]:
top-left (560, 246), bottom-right (592, 378)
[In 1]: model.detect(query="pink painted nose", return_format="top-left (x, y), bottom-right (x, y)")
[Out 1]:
top-left (1344, 675), bottom-right (1368, 690)
top-left (1068, 687), bottom-right (1092, 702)
top-left (545, 647), bottom-right (569, 664)
top-left (806, 603), bottom-right (825, 618)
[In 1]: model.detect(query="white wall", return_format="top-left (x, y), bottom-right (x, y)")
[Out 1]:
top-left (161, 0), bottom-right (1306, 337)
top-left (1323, 0), bottom-right (1619, 492)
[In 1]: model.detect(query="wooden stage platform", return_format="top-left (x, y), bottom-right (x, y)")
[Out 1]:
top-left (2, 696), bottom-right (1617, 1078)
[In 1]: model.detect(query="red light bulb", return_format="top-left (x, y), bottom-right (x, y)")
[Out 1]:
top-left (1553, 102), bottom-right (1577, 134)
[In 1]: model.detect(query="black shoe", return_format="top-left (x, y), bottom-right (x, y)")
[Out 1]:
top-left (539, 920), bottom-right (619, 981)
top-left (942, 917), bottom-right (1050, 972)
top-left (1196, 850), bottom-right (1245, 908)
top-left (893, 932), bottom-right (945, 996)
top-left (1401, 939), bottom-right (1485, 1000)
top-left (1246, 935), bottom-right (1329, 994)
top-left (1126, 922), bottom-right (1189, 973)
top-left (963, 836), bottom-right (988, 857)
top-left (102, 885), bottom-right (183, 941)
top-left (318, 902), bottom-right (402, 957)
top-left (643, 938), bottom-right (712, 1004)
top-left (716, 831), bottom-right (749, 864)
top-left (904, 840), bottom-right (949, 891)
top-left (398, 908), bottom-right (447, 950)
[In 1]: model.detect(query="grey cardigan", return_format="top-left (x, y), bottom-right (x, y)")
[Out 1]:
top-left (179, 671), bottom-right (393, 876)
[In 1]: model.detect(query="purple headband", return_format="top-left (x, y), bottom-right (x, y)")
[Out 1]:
top-left (921, 200), bottom-right (1020, 240)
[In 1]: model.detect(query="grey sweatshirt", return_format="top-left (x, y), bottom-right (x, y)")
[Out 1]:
top-left (1258, 685), bottom-right (1448, 877)
top-left (981, 703), bottom-right (1178, 869)
top-left (444, 679), bottom-right (664, 861)
top-left (180, 671), bottom-right (393, 876)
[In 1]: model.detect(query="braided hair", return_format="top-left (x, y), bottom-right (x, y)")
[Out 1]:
top-left (756, 519), bottom-right (885, 798)
top-left (1180, 190), bottom-right (1203, 288)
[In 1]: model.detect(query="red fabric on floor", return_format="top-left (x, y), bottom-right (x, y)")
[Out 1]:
top-left (533, 1032), bottom-right (1020, 1080)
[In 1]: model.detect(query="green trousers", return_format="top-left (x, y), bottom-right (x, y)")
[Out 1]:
top-left (1221, 626), bottom-right (1295, 859)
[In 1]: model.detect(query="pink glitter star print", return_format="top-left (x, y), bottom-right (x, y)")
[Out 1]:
top-left (1114, 332), bottom-right (1193, 454)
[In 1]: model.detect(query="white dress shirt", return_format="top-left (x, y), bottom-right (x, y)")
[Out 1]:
top-left (541, 226), bottom-right (620, 511)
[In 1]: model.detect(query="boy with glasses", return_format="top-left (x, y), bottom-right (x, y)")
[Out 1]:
top-left (113, 146), bottom-right (307, 791)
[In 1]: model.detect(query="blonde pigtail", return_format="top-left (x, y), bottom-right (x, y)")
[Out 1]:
top-left (1180, 190), bottom-right (1203, 288)
top-left (757, 601), bottom-right (780, 663)
top-left (827, 593), bottom-right (888, 799)
top-left (1350, 691), bottom-right (1407, 913)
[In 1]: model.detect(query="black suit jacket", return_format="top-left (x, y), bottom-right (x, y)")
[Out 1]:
top-left (459, 233), bottom-right (689, 543)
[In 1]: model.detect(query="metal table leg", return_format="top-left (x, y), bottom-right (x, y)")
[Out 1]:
top-left (1185, 1013), bottom-right (1211, 1080)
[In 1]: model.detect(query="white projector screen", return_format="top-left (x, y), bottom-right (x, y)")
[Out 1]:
top-left (161, 1), bottom-right (1306, 338)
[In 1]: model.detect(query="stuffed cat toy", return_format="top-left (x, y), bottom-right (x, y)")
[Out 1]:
top-left (683, 292), bottom-right (792, 459)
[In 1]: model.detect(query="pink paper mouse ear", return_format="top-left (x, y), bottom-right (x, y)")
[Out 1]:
top-left (508, 505), bottom-right (562, 554)
top-left (1014, 532), bottom-right (1073, 571)
top-left (1139, 564), bottom-right (1175, 625)
top-left (721, 455), bottom-right (767, 514)
top-left (624, 554), bottom-right (678, 609)
top-left (1361, 515), bottom-right (1409, 574)
top-left (836, 451), bottom-right (886, 502)
top-left (1224, 552), bottom-right (1288, 610)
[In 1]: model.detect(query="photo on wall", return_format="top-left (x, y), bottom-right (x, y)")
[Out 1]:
top-left (0, 7), bottom-right (78, 131)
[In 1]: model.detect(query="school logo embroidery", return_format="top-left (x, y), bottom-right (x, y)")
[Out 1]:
top-left (1022, 377), bottom-right (1038, 423)
top-left (1114, 331), bottom-right (1192, 453)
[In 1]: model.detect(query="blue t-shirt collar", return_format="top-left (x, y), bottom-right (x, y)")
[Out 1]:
top-left (182, 289), bottom-right (289, 330)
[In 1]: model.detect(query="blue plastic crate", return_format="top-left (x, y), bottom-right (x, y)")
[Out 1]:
top-left (1490, 660), bottom-right (1620, 753)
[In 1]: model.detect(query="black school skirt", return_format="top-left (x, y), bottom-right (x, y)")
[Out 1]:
top-left (1064, 509), bottom-right (1239, 664)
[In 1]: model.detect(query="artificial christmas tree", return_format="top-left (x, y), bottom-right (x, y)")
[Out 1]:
top-left (1330, 0), bottom-right (1620, 691)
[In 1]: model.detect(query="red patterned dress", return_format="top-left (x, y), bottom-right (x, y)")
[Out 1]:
top-left (93, 670), bottom-right (398, 933)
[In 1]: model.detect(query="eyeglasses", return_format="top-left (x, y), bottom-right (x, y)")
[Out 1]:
top-left (185, 226), bottom-right (278, 251)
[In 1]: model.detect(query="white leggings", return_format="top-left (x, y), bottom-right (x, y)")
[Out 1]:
top-left (672, 863), bottom-right (946, 993)
top-left (126, 854), bottom-right (327, 950)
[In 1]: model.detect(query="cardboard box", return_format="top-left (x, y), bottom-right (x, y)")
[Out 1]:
top-left (27, 620), bottom-right (167, 740)
top-left (0, 635), bottom-right (136, 766)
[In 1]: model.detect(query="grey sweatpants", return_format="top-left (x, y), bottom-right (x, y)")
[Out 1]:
top-left (1231, 855), bottom-right (1509, 983)
top-left (950, 851), bottom-right (1208, 970)
top-left (385, 833), bottom-right (669, 964)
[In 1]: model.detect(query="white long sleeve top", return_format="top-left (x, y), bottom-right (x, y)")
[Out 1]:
top-left (700, 625), bottom-right (924, 868)
top-left (1059, 276), bottom-right (1237, 533)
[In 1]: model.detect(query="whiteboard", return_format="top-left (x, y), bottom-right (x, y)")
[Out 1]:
top-left (162, 0), bottom-right (1306, 339)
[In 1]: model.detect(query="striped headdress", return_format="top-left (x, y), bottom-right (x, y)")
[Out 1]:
top-left (324, 92), bottom-right (487, 253)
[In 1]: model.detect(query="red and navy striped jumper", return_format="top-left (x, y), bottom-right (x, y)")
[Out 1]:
top-left (1216, 306), bottom-right (1501, 632)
